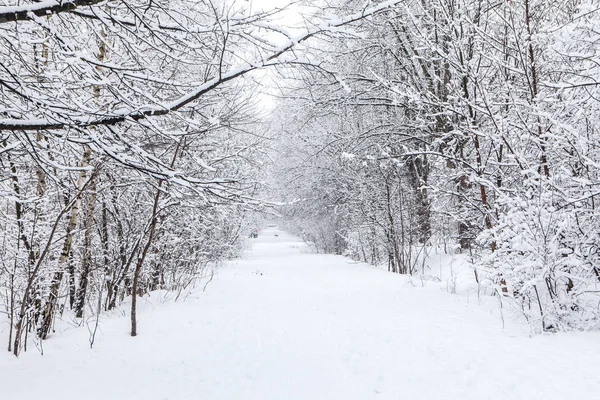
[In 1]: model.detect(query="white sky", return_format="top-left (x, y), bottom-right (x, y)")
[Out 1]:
top-left (247, 0), bottom-right (308, 43)
top-left (248, 0), bottom-right (304, 23)
top-left (238, 0), bottom-right (311, 113)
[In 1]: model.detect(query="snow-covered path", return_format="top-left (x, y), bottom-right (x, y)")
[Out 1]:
top-left (2, 227), bottom-right (600, 399)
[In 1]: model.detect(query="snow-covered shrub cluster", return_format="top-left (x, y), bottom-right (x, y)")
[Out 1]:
top-left (480, 179), bottom-right (600, 331)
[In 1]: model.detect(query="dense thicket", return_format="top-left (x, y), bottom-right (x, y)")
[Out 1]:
top-left (273, 0), bottom-right (600, 331)
top-left (2, 0), bottom-right (599, 358)
top-left (0, 0), bottom-right (269, 355)
top-left (0, 0), bottom-right (410, 355)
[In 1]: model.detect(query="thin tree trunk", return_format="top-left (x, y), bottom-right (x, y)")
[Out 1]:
top-left (130, 188), bottom-right (162, 337)
top-left (68, 254), bottom-right (76, 310)
top-left (74, 169), bottom-right (98, 318)
top-left (7, 270), bottom-right (15, 352)
top-left (13, 188), bottom-right (88, 356)
top-left (131, 140), bottom-right (181, 336)
top-left (106, 189), bottom-right (129, 310)
top-left (38, 146), bottom-right (92, 339)
top-left (406, 156), bottom-right (431, 244)
top-left (524, 0), bottom-right (550, 178)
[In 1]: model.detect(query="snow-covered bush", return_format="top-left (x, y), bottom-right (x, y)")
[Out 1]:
top-left (480, 178), bottom-right (600, 331)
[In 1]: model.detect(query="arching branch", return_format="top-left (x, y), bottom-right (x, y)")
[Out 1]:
top-left (0, 0), bottom-right (105, 24)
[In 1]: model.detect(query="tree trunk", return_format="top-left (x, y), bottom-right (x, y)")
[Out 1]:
top-left (406, 155), bottom-right (431, 244)
top-left (13, 192), bottom-right (86, 355)
top-left (38, 146), bottom-right (92, 339)
top-left (75, 169), bottom-right (98, 318)
top-left (131, 140), bottom-right (181, 336)
top-left (524, 0), bottom-right (550, 179)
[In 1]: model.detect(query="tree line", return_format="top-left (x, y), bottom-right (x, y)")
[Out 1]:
top-left (0, 0), bottom-right (406, 355)
top-left (273, 0), bottom-right (600, 332)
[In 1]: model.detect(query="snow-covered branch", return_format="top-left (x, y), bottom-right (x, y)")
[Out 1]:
top-left (0, 0), bottom-right (405, 132)
top-left (0, 0), bottom-right (105, 24)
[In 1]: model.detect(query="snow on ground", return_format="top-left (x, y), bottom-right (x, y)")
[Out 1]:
top-left (1, 227), bottom-right (599, 399)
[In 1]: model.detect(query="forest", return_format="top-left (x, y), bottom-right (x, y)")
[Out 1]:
top-left (1, 0), bottom-right (600, 359)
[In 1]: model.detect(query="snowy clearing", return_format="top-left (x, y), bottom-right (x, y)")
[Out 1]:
top-left (2, 227), bottom-right (599, 399)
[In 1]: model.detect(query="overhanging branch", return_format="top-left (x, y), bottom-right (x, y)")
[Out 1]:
top-left (0, 0), bottom-right (406, 132)
top-left (0, 0), bottom-right (105, 24)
